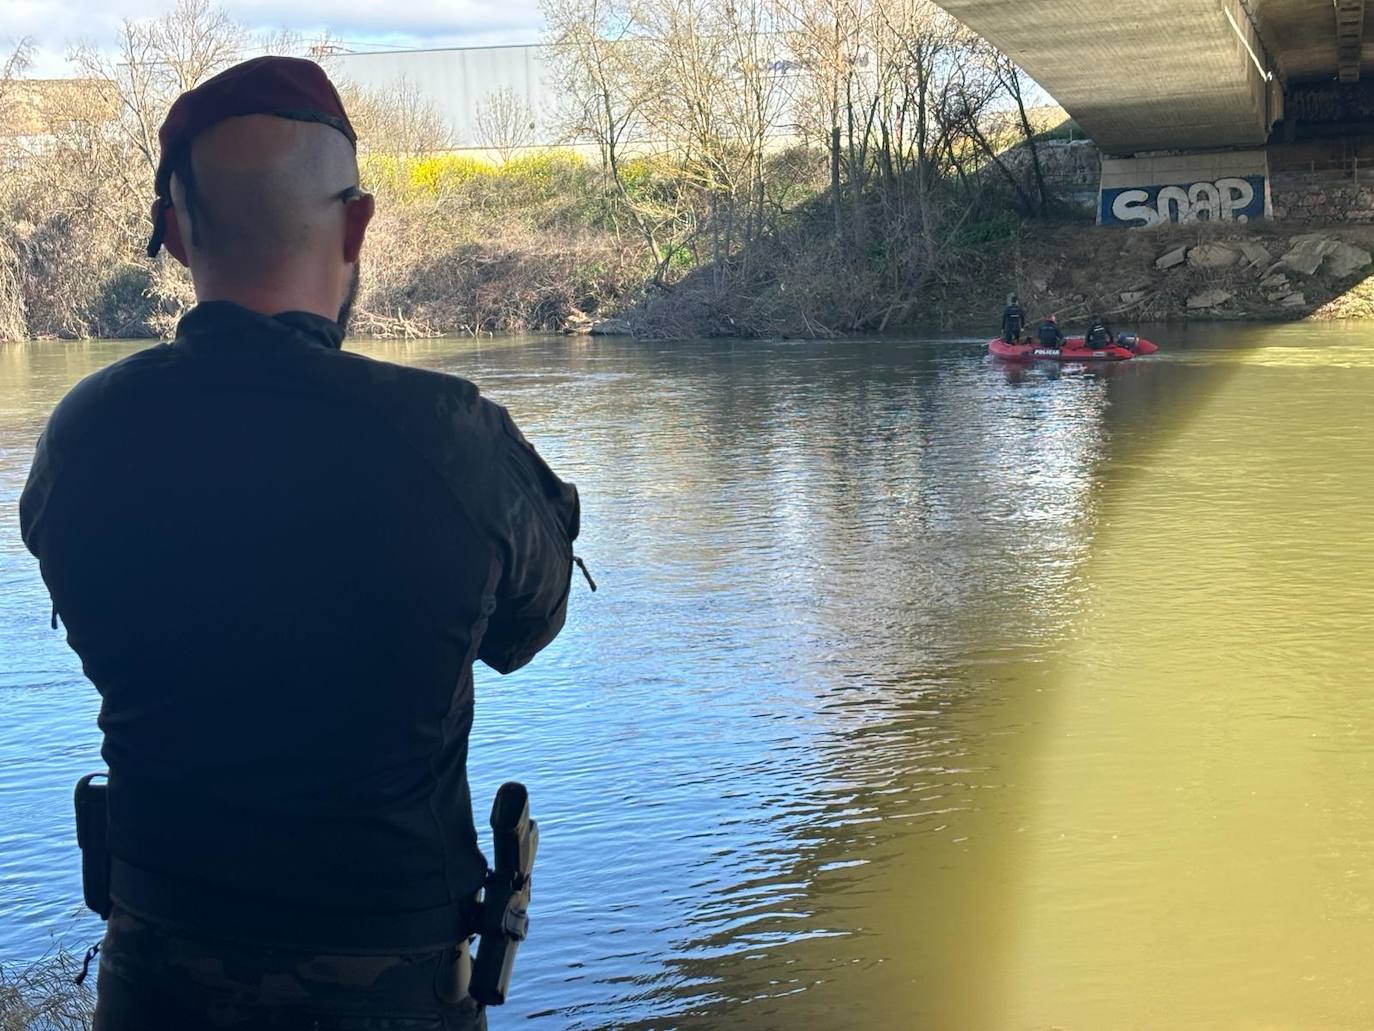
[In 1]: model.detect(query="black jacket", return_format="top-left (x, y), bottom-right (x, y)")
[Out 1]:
top-left (1037, 320), bottom-right (1063, 345)
top-left (1001, 304), bottom-right (1025, 337)
top-left (20, 303), bottom-right (579, 949)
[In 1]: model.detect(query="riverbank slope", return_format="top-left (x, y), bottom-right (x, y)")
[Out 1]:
top-left (945, 220), bottom-right (1374, 328)
top-left (618, 219), bottom-right (1374, 340)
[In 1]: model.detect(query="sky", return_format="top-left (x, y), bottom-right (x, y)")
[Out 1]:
top-left (5, 0), bottom-right (548, 77)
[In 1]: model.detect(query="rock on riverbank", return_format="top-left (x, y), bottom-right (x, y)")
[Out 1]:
top-left (625, 217), bottom-right (1374, 339)
top-left (944, 220), bottom-right (1374, 327)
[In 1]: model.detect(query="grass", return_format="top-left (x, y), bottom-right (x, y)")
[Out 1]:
top-left (0, 952), bottom-right (95, 1031)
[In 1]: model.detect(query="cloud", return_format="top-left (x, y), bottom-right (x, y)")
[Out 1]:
top-left (234, 0), bottom-right (545, 39)
top-left (232, 0), bottom-right (547, 46)
top-left (5, 0), bottom-right (548, 77)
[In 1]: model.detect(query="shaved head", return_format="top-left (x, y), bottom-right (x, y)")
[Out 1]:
top-left (165, 114), bottom-right (373, 327)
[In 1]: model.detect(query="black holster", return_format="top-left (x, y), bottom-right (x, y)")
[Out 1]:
top-left (74, 773), bottom-right (112, 920)
top-left (470, 782), bottom-right (539, 1007)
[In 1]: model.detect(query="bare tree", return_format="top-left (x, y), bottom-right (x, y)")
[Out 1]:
top-left (0, 36), bottom-right (34, 121)
top-left (777, 0), bottom-right (864, 236)
top-left (0, 38), bottom-right (36, 341)
top-left (475, 86), bottom-right (537, 163)
top-left (937, 33), bottom-right (1038, 212)
top-left (257, 28), bottom-right (309, 60)
top-left (69, 0), bottom-right (250, 184)
top-left (147, 0), bottom-right (244, 94)
top-left (339, 75), bottom-right (452, 160)
top-left (988, 49), bottom-right (1051, 215)
top-left (543, 0), bottom-right (673, 272)
top-left (546, 0), bottom-right (799, 282)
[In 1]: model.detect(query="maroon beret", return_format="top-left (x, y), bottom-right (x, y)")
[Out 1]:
top-left (148, 56), bottom-right (356, 256)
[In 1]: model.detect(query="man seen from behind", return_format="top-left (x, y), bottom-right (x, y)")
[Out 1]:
top-left (1001, 294), bottom-right (1026, 343)
top-left (1037, 313), bottom-right (1064, 347)
top-left (19, 57), bottom-right (581, 1030)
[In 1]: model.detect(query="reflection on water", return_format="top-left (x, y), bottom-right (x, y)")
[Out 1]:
top-left (1, 323), bottom-right (1372, 1028)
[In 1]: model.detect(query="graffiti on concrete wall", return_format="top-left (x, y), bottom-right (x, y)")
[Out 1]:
top-left (1100, 175), bottom-right (1267, 227)
top-left (1287, 83), bottom-right (1374, 124)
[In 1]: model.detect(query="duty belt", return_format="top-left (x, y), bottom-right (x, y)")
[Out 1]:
top-left (108, 857), bottom-right (478, 952)
top-left (74, 774), bottom-right (538, 1007)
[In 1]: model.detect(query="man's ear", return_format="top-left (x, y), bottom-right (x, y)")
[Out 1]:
top-left (152, 201), bottom-right (191, 268)
top-left (342, 191), bottom-right (375, 264)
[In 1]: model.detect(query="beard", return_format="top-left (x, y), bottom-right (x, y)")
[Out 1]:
top-left (337, 263), bottom-right (361, 333)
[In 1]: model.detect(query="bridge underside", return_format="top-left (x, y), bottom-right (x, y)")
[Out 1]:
top-left (1257, 0), bottom-right (1371, 84)
top-left (940, 0), bottom-right (1374, 156)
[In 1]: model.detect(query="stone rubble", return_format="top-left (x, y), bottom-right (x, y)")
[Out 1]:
top-left (1278, 233), bottom-right (1372, 278)
top-left (588, 317), bottom-right (634, 336)
top-left (1236, 240), bottom-right (1273, 267)
top-left (1142, 230), bottom-right (1372, 318)
top-left (1187, 288), bottom-right (1233, 309)
top-left (561, 310), bottom-right (635, 336)
top-left (1155, 245), bottom-right (1189, 270)
top-left (1320, 240), bottom-right (1372, 278)
top-left (1188, 243), bottom-right (1240, 269)
top-left (560, 309), bottom-right (594, 334)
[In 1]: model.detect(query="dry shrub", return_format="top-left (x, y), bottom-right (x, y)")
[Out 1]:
top-left (0, 41), bottom-right (640, 343)
top-left (0, 148), bottom-right (641, 342)
top-left (0, 230), bottom-right (27, 344)
top-left (0, 952), bottom-right (95, 1031)
top-left (360, 209), bottom-right (644, 335)
top-left (343, 150), bottom-right (646, 336)
top-left (634, 231), bottom-right (864, 339)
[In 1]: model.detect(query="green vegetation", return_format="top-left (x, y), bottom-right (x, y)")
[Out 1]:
top-left (954, 212), bottom-right (1024, 249)
top-left (1033, 117), bottom-right (1084, 143)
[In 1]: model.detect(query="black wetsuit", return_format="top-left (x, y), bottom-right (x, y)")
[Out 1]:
top-left (1037, 320), bottom-right (1064, 346)
top-left (1085, 321), bottom-right (1114, 348)
top-left (1002, 303), bottom-right (1026, 343)
top-left (20, 302), bottom-right (580, 1028)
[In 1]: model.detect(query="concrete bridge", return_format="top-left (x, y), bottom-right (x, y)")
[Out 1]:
top-left (938, 1), bottom-right (1374, 223)
top-left (939, 0), bottom-right (1363, 154)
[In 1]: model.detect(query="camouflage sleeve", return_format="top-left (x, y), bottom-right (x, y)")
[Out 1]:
top-left (476, 408), bottom-right (580, 675)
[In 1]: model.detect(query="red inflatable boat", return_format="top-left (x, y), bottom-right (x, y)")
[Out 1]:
top-left (989, 335), bottom-right (1159, 362)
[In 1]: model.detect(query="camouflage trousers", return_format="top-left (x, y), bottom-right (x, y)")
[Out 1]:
top-left (93, 907), bottom-right (486, 1031)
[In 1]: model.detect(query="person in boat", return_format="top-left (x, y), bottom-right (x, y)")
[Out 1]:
top-left (1037, 313), bottom-right (1064, 347)
top-left (19, 57), bottom-right (584, 1031)
top-left (1002, 294), bottom-right (1026, 343)
top-left (1084, 313), bottom-right (1114, 349)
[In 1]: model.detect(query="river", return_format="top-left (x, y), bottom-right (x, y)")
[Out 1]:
top-left (2, 324), bottom-right (1372, 1029)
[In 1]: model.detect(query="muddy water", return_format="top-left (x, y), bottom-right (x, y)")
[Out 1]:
top-left (1, 323), bottom-right (1371, 1028)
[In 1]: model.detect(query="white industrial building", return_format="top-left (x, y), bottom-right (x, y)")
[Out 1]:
top-left (324, 41), bottom-right (812, 153)
top-left (326, 44), bottom-right (566, 150)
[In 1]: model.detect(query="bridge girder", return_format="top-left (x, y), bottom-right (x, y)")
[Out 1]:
top-left (1333, 0), bottom-right (1365, 83)
top-left (935, 0), bottom-right (1276, 155)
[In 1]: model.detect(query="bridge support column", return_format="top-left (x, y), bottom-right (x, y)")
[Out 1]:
top-left (1097, 150), bottom-right (1272, 227)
